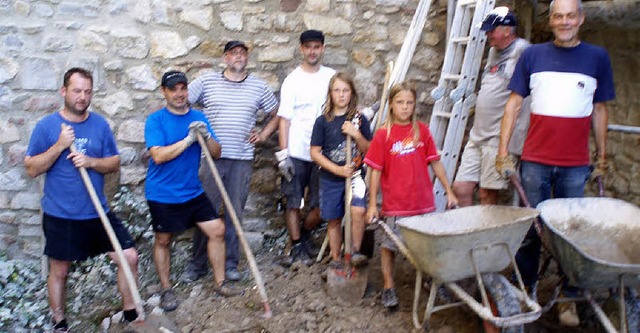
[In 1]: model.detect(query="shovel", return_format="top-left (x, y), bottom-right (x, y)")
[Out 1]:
top-left (195, 133), bottom-right (273, 318)
top-left (326, 135), bottom-right (369, 304)
top-left (66, 126), bottom-right (176, 332)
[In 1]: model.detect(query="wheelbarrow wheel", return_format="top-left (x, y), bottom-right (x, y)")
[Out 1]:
top-left (479, 274), bottom-right (524, 333)
top-left (603, 288), bottom-right (640, 333)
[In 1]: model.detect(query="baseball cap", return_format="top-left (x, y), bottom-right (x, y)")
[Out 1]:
top-left (480, 7), bottom-right (517, 31)
top-left (161, 70), bottom-right (188, 88)
top-left (300, 29), bottom-right (325, 44)
top-left (224, 40), bottom-right (248, 53)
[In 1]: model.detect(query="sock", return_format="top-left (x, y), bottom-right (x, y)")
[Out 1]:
top-left (292, 238), bottom-right (301, 245)
top-left (123, 309), bottom-right (138, 322)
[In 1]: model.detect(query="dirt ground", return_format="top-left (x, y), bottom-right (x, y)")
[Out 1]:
top-left (105, 235), bottom-right (616, 333)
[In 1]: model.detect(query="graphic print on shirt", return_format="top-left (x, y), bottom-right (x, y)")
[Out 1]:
top-left (74, 137), bottom-right (89, 154)
top-left (390, 136), bottom-right (423, 156)
top-left (327, 141), bottom-right (365, 169)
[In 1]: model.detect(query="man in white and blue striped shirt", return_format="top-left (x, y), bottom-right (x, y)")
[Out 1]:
top-left (184, 40), bottom-right (279, 282)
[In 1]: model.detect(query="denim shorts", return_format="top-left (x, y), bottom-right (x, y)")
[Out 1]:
top-left (319, 176), bottom-right (366, 220)
top-left (148, 193), bottom-right (218, 233)
top-left (42, 212), bottom-right (135, 262)
top-left (281, 157), bottom-right (319, 209)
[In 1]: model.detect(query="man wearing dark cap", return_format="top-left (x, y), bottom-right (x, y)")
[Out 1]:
top-left (183, 41), bottom-right (279, 283)
top-left (453, 7), bottom-right (530, 206)
top-left (145, 70), bottom-right (239, 312)
top-left (276, 29), bottom-right (336, 266)
top-left (496, 0), bottom-right (615, 326)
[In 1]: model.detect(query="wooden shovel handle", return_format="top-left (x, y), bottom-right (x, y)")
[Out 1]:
top-left (66, 126), bottom-right (145, 320)
top-left (196, 133), bottom-right (272, 318)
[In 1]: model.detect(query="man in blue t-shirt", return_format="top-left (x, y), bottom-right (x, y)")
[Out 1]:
top-left (496, 0), bottom-right (615, 327)
top-left (144, 71), bottom-right (240, 312)
top-left (25, 68), bottom-right (140, 330)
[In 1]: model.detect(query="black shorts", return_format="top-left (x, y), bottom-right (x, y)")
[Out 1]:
top-left (42, 212), bottom-right (135, 262)
top-left (148, 193), bottom-right (218, 233)
top-left (281, 157), bottom-right (320, 209)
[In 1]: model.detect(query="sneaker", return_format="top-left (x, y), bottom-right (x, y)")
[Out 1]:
top-left (557, 301), bottom-right (580, 326)
top-left (52, 318), bottom-right (69, 333)
top-left (328, 260), bottom-right (344, 270)
top-left (180, 267), bottom-right (207, 283)
top-left (225, 268), bottom-right (242, 281)
top-left (214, 280), bottom-right (243, 297)
top-left (302, 238), bottom-right (317, 257)
top-left (350, 252), bottom-right (368, 268)
top-left (291, 243), bottom-right (314, 267)
top-left (160, 288), bottom-right (179, 312)
top-left (381, 287), bottom-right (399, 308)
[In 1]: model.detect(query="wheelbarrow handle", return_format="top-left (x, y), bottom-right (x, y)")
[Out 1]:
top-left (596, 175), bottom-right (605, 197)
top-left (507, 172), bottom-right (544, 238)
top-left (374, 219), bottom-right (420, 269)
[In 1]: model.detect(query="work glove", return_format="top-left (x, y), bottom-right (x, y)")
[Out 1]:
top-left (275, 149), bottom-right (295, 182)
top-left (351, 170), bottom-right (366, 200)
top-left (188, 121), bottom-right (211, 141)
top-left (495, 154), bottom-right (517, 178)
top-left (590, 157), bottom-right (609, 180)
top-left (360, 101), bottom-right (380, 121)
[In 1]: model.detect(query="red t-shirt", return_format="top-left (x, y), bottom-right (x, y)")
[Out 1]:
top-left (364, 122), bottom-right (440, 217)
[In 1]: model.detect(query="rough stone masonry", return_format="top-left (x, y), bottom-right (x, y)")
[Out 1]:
top-left (0, 0), bottom-right (638, 260)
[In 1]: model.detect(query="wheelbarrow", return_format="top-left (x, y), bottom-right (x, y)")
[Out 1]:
top-left (378, 205), bottom-right (542, 330)
top-left (537, 197), bottom-right (640, 333)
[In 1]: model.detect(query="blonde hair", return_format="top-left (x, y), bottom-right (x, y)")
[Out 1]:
top-left (322, 72), bottom-right (359, 122)
top-left (382, 81), bottom-right (420, 142)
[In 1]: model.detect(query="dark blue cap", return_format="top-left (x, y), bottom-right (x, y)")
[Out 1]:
top-left (481, 7), bottom-right (518, 31)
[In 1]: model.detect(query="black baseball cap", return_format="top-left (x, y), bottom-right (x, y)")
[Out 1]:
top-left (480, 7), bottom-right (518, 31)
top-left (300, 29), bottom-right (325, 44)
top-left (161, 70), bottom-right (188, 88)
top-left (224, 40), bottom-right (248, 53)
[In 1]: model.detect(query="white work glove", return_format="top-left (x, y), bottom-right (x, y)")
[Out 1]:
top-left (275, 149), bottom-right (295, 182)
top-left (188, 121), bottom-right (211, 141)
top-left (360, 101), bottom-right (380, 121)
top-left (351, 170), bottom-right (366, 200)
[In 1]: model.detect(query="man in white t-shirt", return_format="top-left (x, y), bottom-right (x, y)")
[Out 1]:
top-left (276, 30), bottom-right (336, 266)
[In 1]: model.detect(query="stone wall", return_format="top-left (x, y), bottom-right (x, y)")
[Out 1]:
top-left (0, 0), bottom-right (450, 259)
top-left (1, 0), bottom-right (638, 260)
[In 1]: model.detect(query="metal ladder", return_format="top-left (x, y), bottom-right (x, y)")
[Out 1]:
top-left (429, 0), bottom-right (495, 211)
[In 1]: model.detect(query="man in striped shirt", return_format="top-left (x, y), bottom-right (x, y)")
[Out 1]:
top-left (184, 40), bottom-right (279, 282)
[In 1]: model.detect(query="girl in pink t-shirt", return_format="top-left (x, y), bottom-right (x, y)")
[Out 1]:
top-left (364, 81), bottom-right (457, 309)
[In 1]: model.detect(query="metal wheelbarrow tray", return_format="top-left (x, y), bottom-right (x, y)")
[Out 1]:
top-left (537, 197), bottom-right (640, 333)
top-left (538, 197), bottom-right (640, 289)
top-left (388, 205), bottom-right (541, 330)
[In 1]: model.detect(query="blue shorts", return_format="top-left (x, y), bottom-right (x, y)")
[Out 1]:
top-left (281, 157), bottom-right (320, 209)
top-left (319, 176), bottom-right (366, 220)
top-left (42, 212), bottom-right (135, 262)
top-left (148, 193), bottom-right (218, 233)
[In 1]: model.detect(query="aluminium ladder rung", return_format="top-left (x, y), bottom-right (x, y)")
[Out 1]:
top-left (442, 74), bottom-right (462, 81)
top-left (432, 111), bottom-right (453, 119)
top-left (450, 36), bottom-right (471, 44)
top-left (457, 0), bottom-right (478, 7)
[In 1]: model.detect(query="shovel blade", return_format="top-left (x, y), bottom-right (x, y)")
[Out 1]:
top-left (326, 266), bottom-right (368, 305)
